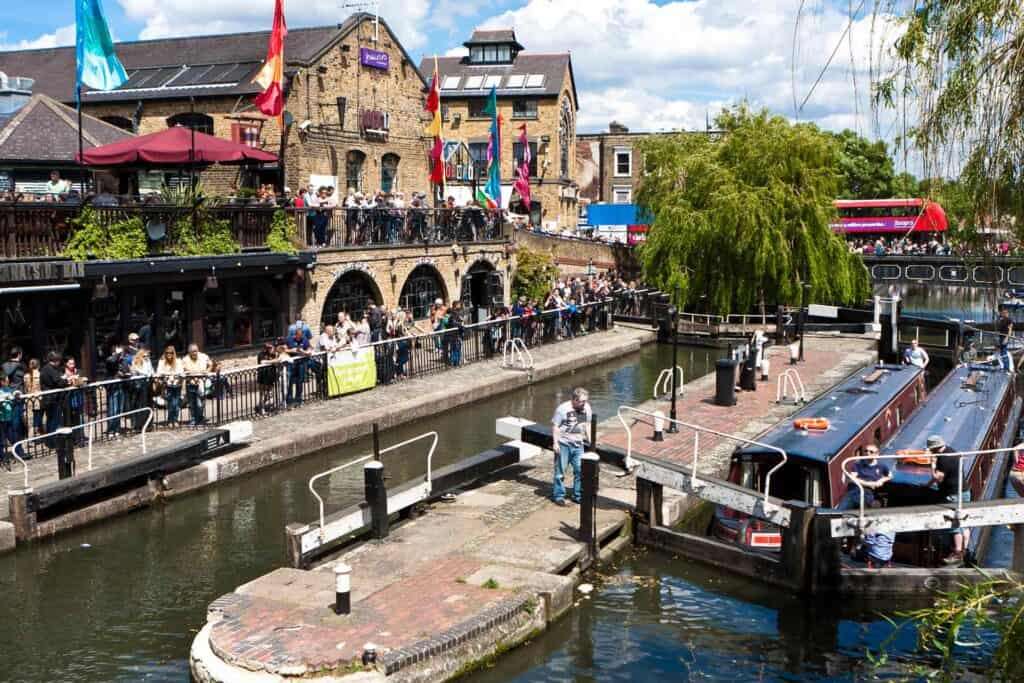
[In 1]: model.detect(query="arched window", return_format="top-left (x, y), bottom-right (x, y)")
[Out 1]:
top-left (346, 150), bottom-right (366, 193)
top-left (322, 271), bottom-right (382, 325)
top-left (381, 153), bottom-right (400, 193)
top-left (400, 265), bottom-right (447, 320)
top-left (558, 96), bottom-right (574, 179)
top-left (166, 112), bottom-right (214, 135)
top-left (100, 115), bottom-right (134, 132)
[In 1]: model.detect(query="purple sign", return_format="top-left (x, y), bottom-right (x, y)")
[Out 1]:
top-left (831, 217), bottom-right (919, 234)
top-left (360, 48), bottom-right (389, 71)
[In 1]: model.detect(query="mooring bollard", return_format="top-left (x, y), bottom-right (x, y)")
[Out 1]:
top-left (55, 427), bottom-right (75, 480)
top-left (652, 410), bottom-right (665, 442)
top-left (334, 562), bottom-right (352, 615)
top-left (364, 461), bottom-right (389, 540)
top-left (789, 342), bottom-right (799, 365)
top-left (580, 453), bottom-right (600, 557)
top-left (1012, 524), bottom-right (1024, 575)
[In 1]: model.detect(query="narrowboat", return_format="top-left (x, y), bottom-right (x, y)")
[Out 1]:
top-left (712, 363), bottom-right (926, 549)
top-left (867, 363), bottom-right (1022, 566)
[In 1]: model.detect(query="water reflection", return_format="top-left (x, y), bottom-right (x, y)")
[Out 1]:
top-left (880, 283), bottom-right (1009, 323)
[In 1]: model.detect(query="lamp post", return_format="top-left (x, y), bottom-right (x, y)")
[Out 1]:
top-left (667, 287), bottom-right (680, 433)
top-left (798, 282), bottom-right (811, 362)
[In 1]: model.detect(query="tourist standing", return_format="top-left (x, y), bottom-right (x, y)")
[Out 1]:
top-left (129, 349), bottom-right (153, 430)
top-left (550, 387), bottom-right (592, 506)
top-left (903, 339), bottom-right (930, 369)
top-left (0, 374), bottom-right (16, 470)
top-left (182, 344), bottom-right (212, 426)
top-left (156, 346), bottom-right (184, 425)
top-left (3, 346), bottom-right (26, 452)
top-left (286, 328), bottom-right (312, 406)
top-left (926, 435), bottom-right (970, 565)
top-left (63, 357), bottom-right (87, 445)
top-left (256, 342), bottom-right (280, 414)
top-left (40, 352), bottom-right (69, 446)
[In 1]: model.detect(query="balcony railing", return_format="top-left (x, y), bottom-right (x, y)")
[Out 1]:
top-left (0, 202), bottom-right (508, 260)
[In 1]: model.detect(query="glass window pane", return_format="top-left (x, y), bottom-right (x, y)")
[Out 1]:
top-left (442, 76), bottom-right (461, 90)
top-left (505, 74), bottom-right (525, 88)
top-left (464, 75), bottom-right (484, 90)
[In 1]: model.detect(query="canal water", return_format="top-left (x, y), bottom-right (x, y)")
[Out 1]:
top-left (0, 342), bottom-right (709, 682)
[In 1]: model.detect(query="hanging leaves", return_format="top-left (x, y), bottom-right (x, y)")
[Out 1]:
top-left (636, 106), bottom-right (870, 315)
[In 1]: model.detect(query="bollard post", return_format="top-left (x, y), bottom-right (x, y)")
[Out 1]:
top-left (334, 563), bottom-right (352, 615)
top-left (580, 453), bottom-right (600, 559)
top-left (1013, 525), bottom-right (1024, 575)
top-left (364, 461), bottom-right (389, 540)
top-left (55, 427), bottom-right (75, 480)
top-left (652, 410), bottom-right (665, 442)
top-left (8, 487), bottom-right (36, 540)
top-left (372, 422), bottom-right (381, 462)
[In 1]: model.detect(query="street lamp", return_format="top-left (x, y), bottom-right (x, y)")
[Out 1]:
top-left (798, 282), bottom-right (811, 362)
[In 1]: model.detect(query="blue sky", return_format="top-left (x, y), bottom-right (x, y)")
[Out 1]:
top-left (0, 0), bottom-right (913, 162)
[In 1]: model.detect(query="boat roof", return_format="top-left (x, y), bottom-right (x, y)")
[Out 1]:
top-left (735, 364), bottom-right (923, 465)
top-left (884, 364), bottom-right (1012, 485)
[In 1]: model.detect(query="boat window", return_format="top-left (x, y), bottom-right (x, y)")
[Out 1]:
top-left (804, 469), bottom-right (825, 506)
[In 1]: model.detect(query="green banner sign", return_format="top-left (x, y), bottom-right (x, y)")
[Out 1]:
top-left (326, 348), bottom-right (377, 397)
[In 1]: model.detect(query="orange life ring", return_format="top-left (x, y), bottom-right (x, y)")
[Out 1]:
top-left (794, 417), bottom-right (830, 431)
top-left (897, 448), bottom-right (932, 465)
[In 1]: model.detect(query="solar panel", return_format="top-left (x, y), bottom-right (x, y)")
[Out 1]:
top-left (525, 74), bottom-right (545, 88)
top-left (484, 75), bottom-right (502, 89)
top-left (505, 74), bottom-right (525, 88)
top-left (463, 75), bottom-right (484, 90)
top-left (169, 64), bottom-right (216, 87)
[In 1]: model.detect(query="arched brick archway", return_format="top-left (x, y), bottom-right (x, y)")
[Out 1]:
top-left (399, 265), bottom-right (449, 320)
top-left (321, 269), bottom-right (383, 325)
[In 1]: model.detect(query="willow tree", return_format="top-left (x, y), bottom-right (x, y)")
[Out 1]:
top-left (635, 106), bottom-right (869, 315)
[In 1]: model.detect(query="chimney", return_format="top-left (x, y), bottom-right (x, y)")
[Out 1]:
top-left (0, 72), bottom-right (35, 116)
top-left (608, 120), bottom-right (629, 134)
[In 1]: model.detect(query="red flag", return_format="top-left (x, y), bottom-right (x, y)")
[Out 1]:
top-left (429, 137), bottom-right (445, 184)
top-left (513, 124), bottom-right (532, 210)
top-left (253, 0), bottom-right (287, 118)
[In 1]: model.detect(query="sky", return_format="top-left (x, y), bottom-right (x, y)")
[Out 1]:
top-left (0, 0), bottom-right (913, 168)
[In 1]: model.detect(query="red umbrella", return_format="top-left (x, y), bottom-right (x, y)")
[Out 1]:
top-left (77, 125), bottom-right (277, 166)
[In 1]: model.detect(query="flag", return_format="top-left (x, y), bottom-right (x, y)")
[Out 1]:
top-left (253, 0), bottom-right (287, 118)
top-left (429, 138), bottom-right (445, 184)
top-left (75, 0), bottom-right (127, 100)
top-left (477, 86), bottom-right (502, 209)
top-left (424, 56), bottom-right (445, 189)
top-left (513, 123), bottom-right (531, 210)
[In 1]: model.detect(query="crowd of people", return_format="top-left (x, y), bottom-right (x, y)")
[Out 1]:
top-left (848, 235), bottom-right (1022, 257)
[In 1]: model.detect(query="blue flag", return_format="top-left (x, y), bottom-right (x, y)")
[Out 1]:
top-left (76, 0), bottom-right (127, 99)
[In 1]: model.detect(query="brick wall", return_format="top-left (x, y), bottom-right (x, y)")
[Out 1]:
top-left (513, 230), bottom-right (638, 276)
top-left (576, 131), bottom-right (651, 204)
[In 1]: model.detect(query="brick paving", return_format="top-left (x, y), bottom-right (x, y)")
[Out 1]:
top-left (1, 325), bottom-right (654, 518)
top-left (196, 334), bottom-right (880, 679)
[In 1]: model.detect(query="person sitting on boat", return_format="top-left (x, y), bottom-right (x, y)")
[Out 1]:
top-left (902, 339), bottom-right (929, 369)
top-left (837, 445), bottom-right (892, 510)
top-left (860, 501), bottom-right (895, 569)
top-left (925, 435), bottom-right (970, 565)
top-left (958, 340), bottom-right (978, 367)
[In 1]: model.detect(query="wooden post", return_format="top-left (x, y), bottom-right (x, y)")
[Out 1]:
top-left (364, 461), bottom-right (388, 540)
top-left (809, 511), bottom-right (842, 595)
top-left (285, 522), bottom-right (305, 569)
top-left (1012, 524), bottom-right (1024, 575)
top-left (580, 453), bottom-right (599, 559)
top-left (779, 501), bottom-right (815, 593)
top-left (8, 488), bottom-right (36, 541)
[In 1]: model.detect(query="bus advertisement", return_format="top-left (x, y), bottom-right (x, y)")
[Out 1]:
top-left (831, 198), bottom-right (948, 235)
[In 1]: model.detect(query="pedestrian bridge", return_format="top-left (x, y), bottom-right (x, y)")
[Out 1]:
top-left (864, 255), bottom-right (1024, 287)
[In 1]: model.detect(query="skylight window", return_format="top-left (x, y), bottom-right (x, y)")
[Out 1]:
top-left (441, 76), bottom-right (461, 90)
top-left (484, 75), bottom-right (502, 89)
top-left (525, 74), bottom-right (545, 88)
top-left (505, 74), bottom-right (525, 88)
top-left (464, 75), bottom-right (484, 89)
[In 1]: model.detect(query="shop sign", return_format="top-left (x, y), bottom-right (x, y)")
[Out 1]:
top-left (415, 257), bottom-right (436, 266)
top-left (360, 48), bottom-right (390, 71)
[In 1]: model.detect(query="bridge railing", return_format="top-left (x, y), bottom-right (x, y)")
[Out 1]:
top-left (286, 207), bottom-right (506, 248)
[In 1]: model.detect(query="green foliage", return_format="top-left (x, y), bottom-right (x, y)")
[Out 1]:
top-left (832, 129), bottom-right (895, 199)
top-left (636, 105), bottom-right (870, 315)
top-left (170, 216), bottom-right (239, 256)
top-left (64, 208), bottom-right (148, 261)
top-left (266, 209), bottom-right (299, 254)
top-left (482, 578), bottom-right (500, 590)
top-left (871, 575), bottom-right (1024, 681)
top-left (513, 247), bottom-right (559, 301)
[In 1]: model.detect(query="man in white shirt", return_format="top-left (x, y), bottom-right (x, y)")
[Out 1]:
top-left (551, 387), bottom-right (592, 506)
top-left (317, 325), bottom-right (339, 353)
top-left (45, 170), bottom-right (70, 198)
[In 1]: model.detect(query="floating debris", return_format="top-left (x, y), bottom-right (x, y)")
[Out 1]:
top-left (577, 583), bottom-right (594, 595)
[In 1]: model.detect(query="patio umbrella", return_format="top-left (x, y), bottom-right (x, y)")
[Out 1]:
top-left (77, 125), bottom-right (277, 166)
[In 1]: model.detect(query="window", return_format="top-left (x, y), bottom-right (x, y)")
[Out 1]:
top-left (470, 45), bottom-right (513, 64)
top-left (166, 112), bottom-right (214, 135)
top-left (381, 153), bottom-right (400, 193)
top-left (484, 46), bottom-right (497, 62)
top-left (323, 272), bottom-right (380, 325)
top-left (497, 46), bottom-right (511, 62)
top-left (400, 266), bottom-right (446, 320)
top-left (505, 74), bottom-right (525, 88)
top-left (613, 186), bottom-right (632, 204)
top-left (513, 141), bottom-right (538, 177)
top-left (231, 123), bottom-right (261, 148)
top-left (468, 100), bottom-right (489, 118)
top-left (464, 75), bottom-right (484, 90)
top-left (525, 74), bottom-right (545, 88)
top-left (346, 150), bottom-right (366, 192)
top-left (512, 99), bottom-right (538, 119)
top-left (100, 115), bottom-right (133, 132)
top-left (614, 148), bottom-right (632, 176)
top-left (484, 75), bottom-right (502, 89)
top-left (470, 47), bottom-right (483, 63)
top-left (469, 142), bottom-right (489, 178)
top-left (442, 76), bottom-right (461, 90)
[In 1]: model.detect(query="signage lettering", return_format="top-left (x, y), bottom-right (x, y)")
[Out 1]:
top-left (360, 48), bottom-right (390, 71)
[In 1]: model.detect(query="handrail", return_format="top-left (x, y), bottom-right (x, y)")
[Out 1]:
top-left (841, 444), bottom-right (1024, 532)
top-left (775, 369), bottom-right (807, 404)
top-left (502, 337), bottom-right (533, 370)
top-left (307, 430), bottom-right (438, 540)
top-left (616, 405), bottom-right (788, 513)
top-left (9, 407), bottom-right (154, 489)
top-left (653, 366), bottom-right (683, 400)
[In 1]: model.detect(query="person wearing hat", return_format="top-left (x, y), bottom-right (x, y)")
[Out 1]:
top-left (926, 434), bottom-right (970, 564)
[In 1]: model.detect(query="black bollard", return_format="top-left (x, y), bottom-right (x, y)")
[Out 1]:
top-left (580, 453), bottom-right (600, 558)
top-left (364, 461), bottom-right (389, 540)
top-left (55, 427), bottom-right (75, 480)
top-left (334, 563), bottom-right (352, 615)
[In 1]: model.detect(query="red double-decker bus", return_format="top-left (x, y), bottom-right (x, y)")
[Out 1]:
top-left (831, 198), bottom-right (948, 236)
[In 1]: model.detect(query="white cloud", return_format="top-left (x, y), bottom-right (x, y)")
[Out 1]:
top-left (116, 0), bottom-right (429, 50)
top-left (475, 0), bottom-right (905, 138)
top-left (0, 24), bottom-right (75, 51)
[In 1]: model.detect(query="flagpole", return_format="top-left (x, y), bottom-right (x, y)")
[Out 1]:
top-left (77, 84), bottom-right (86, 197)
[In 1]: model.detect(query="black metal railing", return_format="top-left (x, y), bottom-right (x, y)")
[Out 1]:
top-left (291, 207), bottom-right (506, 248)
top-left (3, 299), bottom-right (613, 466)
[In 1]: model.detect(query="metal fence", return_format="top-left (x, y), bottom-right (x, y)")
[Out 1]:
top-left (3, 299), bottom-right (613, 464)
top-left (289, 207), bottom-right (505, 248)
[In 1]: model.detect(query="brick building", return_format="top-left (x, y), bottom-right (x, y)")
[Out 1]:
top-left (422, 29), bottom-right (579, 230)
top-left (577, 121), bottom-right (649, 206)
top-left (0, 12), bottom-right (432, 197)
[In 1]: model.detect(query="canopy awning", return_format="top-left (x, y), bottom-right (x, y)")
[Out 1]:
top-left (77, 125), bottom-right (278, 166)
